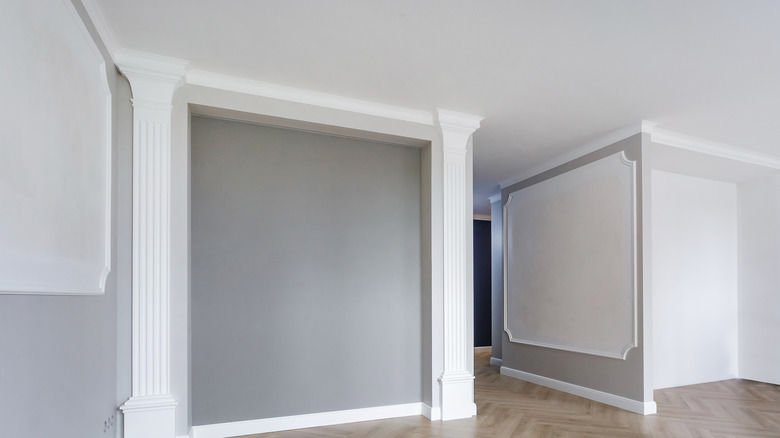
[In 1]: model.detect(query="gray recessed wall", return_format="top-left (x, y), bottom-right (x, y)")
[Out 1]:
top-left (190, 116), bottom-right (423, 425)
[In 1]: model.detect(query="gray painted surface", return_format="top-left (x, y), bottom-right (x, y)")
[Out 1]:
top-left (490, 199), bottom-right (503, 360)
top-left (501, 134), bottom-right (646, 402)
top-left (190, 116), bottom-right (423, 425)
top-left (0, 2), bottom-right (131, 436)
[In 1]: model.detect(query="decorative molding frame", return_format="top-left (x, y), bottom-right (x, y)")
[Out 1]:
top-left (499, 121), bottom-right (656, 189)
top-left (189, 403), bottom-right (424, 438)
top-left (503, 151), bottom-right (638, 360)
top-left (116, 49), bottom-right (189, 438)
top-left (500, 366), bottom-right (657, 415)
top-left (186, 70), bottom-right (434, 126)
top-left (0, 0), bottom-right (112, 295)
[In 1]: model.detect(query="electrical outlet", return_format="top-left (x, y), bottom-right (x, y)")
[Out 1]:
top-left (103, 414), bottom-right (115, 433)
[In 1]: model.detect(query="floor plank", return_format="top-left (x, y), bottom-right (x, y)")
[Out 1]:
top-left (236, 352), bottom-right (780, 437)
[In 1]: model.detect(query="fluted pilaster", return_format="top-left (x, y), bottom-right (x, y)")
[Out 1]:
top-left (117, 50), bottom-right (188, 438)
top-left (436, 109), bottom-right (483, 421)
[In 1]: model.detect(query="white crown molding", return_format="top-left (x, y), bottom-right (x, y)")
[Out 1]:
top-left (186, 69), bottom-right (434, 125)
top-left (500, 366), bottom-right (657, 415)
top-left (650, 127), bottom-right (780, 170)
top-left (79, 0), bottom-right (121, 61)
top-left (488, 194), bottom-right (501, 204)
top-left (190, 403), bottom-right (423, 438)
top-left (500, 120), bottom-right (655, 189)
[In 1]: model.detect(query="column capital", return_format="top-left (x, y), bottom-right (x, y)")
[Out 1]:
top-left (436, 109), bottom-right (483, 152)
top-left (116, 49), bottom-right (189, 110)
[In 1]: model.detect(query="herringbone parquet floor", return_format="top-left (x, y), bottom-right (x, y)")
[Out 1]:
top-left (240, 352), bottom-right (780, 437)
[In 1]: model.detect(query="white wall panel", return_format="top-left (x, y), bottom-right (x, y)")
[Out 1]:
top-left (0, 0), bottom-right (110, 294)
top-left (504, 151), bottom-right (637, 359)
top-left (651, 170), bottom-right (738, 389)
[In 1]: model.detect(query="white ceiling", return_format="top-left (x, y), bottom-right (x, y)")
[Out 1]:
top-left (93, 0), bottom-right (780, 214)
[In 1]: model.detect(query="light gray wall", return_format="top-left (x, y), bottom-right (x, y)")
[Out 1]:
top-left (190, 116), bottom-right (423, 425)
top-left (738, 175), bottom-right (780, 385)
top-left (0, 2), bottom-right (131, 437)
top-left (500, 134), bottom-right (647, 402)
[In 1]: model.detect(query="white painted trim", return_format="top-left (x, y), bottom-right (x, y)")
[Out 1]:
top-left (490, 357), bottom-right (503, 366)
top-left (474, 346), bottom-right (492, 353)
top-left (422, 403), bottom-right (442, 421)
top-left (473, 214), bottom-right (491, 221)
top-left (79, 0), bottom-right (121, 61)
top-left (650, 127), bottom-right (780, 170)
top-left (488, 194), bottom-right (501, 203)
top-left (190, 403), bottom-right (424, 438)
top-left (500, 366), bottom-right (657, 415)
top-left (436, 108), bottom-right (482, 421)
top-left (186, 69), bottom-right (433, 125)
top-left (499, 120), bottom-right (656, 188)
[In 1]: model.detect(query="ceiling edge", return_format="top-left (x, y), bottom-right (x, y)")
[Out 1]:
top-left (650, 128), bottom-right (780, 170)
top-left (186, 69), bottom-right (434, 126)
top-left (499, 121), bottom-right (654, 188)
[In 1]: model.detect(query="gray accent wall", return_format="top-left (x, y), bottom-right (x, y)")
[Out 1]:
top-left (0, 2), bottom-right (132, 436)
top-left (190, 116), bottom-right (423, 425)
top-left (501, 134), bottom-right (647, 402)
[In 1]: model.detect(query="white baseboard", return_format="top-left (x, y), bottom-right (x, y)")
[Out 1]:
top-left (500, 366), bottom-right (657, 415)
top-left (190, 402), bottom-right (424, 438)
top-left (490, 357), bottom-right (502, 366)
top-left (474, 346), bottom-right (492, 354)
top-left (421, 403), bottom-right (441, 421)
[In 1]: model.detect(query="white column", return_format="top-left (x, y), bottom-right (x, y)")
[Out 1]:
top-left (116, 50), bottom-right (188, 438)
top-left (436, 109), bottom-right (483, 421)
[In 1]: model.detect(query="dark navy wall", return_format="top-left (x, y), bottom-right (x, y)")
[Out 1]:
top-left (473, 219), bottom-right (492, 347)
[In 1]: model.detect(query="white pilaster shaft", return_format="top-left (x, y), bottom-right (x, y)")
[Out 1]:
top-left (117, 50), bottom-right (188, 438)
top-left (436, 109), bottom-right (483, 421)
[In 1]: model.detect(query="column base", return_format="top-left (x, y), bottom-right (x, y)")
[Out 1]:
top-left (438, 371), bottom-right (476, 420)
top-left (121, 395), bottom-right (177, 438)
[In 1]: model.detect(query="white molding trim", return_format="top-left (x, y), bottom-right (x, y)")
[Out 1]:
top-left (436, 108), bottom-right (483, 421)
top-left (499, 120), bottom-right (656, 189)
top-left (473, 214), bottom-right (491, 221)
top-left (421, 403), bottom-right (442, 421)
top-left (186, 69), bottom-right (433, 125)
top-left (79, 0), bottom-right (121, 61)
top-left (488, 194), bottom-right (501, 204)
top-left (474, 346), bottom-right (492, 353)
top-left (500, 366), bottom-right (657, 415)
top-left (118, 52), bottom-right (187, 438)
top-left (502, 152), bottom-right (638, 360)
top-left (650, 127), bottom-right (780, 170)
top-left (190, 403), bottom-right (424, 438)
top-left (490, 357), bottom-right (503, 366)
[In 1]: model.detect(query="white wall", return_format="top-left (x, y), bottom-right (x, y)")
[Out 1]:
top-left (651, 170), bottom-right (738, 389)
top-left (738, 175), bottom-right (780, 385)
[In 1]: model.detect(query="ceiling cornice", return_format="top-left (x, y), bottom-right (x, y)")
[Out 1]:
top-left (79, 0), bottom-right (120, 62)
top-left (186, 70), bottom-right (434, 126)
top-left (650, 128), bottom-right (780, 170)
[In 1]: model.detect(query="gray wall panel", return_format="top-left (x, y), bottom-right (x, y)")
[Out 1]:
top-left (190, 117), bottom-right (422, 425)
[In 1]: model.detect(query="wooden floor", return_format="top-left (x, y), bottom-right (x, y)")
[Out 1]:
top-left (239, 352), bottom-right (780, 437)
